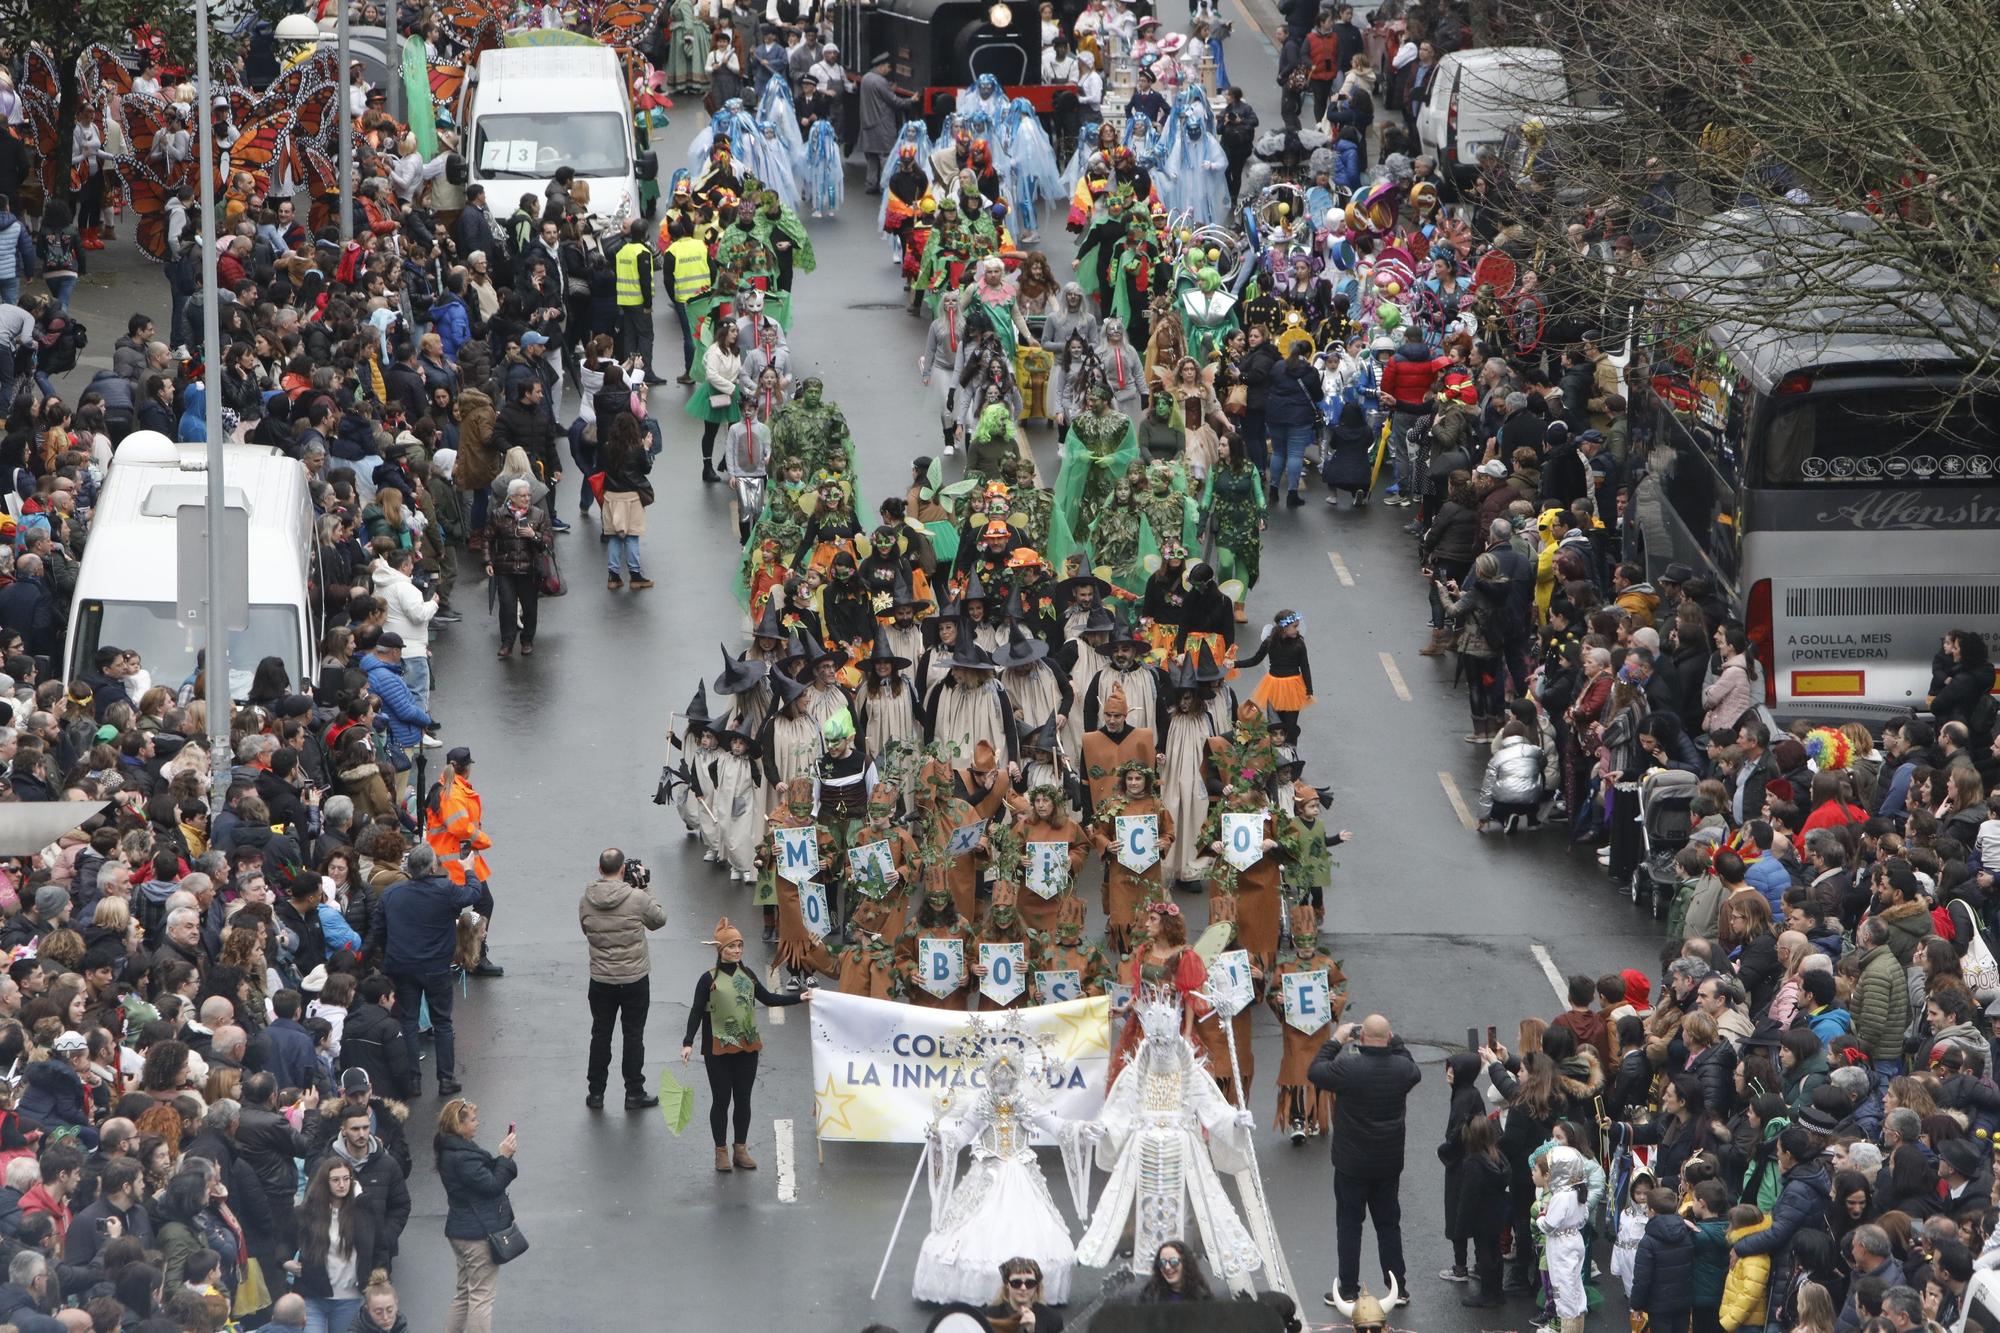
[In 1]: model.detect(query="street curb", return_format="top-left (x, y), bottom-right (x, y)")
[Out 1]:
top-left (1234, 0), bottom-right (1285, 55)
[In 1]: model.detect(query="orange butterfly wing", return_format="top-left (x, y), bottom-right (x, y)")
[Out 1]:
top-left (78, 44), bottom-right (133, 101)
top-left (111, 159), bottom-right (171, 262)
top-left (427, 62), bottom-right (466, 111)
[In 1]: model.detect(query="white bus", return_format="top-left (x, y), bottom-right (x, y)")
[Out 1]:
top-left (63, 436), bottom-right (319, 699)
top-left (1634, 210), bottom-right (2000, 718)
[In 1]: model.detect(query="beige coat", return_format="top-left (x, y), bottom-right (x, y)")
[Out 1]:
top-left (578, 875), bottom-right (668, 984)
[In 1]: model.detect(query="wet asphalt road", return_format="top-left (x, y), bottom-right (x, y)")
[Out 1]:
top-left (48, 9), bottom-right (1673, 1327)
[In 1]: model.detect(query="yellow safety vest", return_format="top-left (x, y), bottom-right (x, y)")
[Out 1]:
top-left (668, 235), bottom-right (710, 304)
top-left (614, 240), bottom-right (648, 307)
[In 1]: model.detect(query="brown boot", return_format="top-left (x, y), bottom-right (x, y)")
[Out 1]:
top-left (1418, 627), bottom-right (1452, 656)
top-left (732, 1144), bottom-right (758, 1170)
top-left (714, 1146), bottom-right (732, 1172)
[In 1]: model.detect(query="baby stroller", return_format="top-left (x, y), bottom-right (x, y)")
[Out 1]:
top-left (1629, 767), bottom-right (1697, 919)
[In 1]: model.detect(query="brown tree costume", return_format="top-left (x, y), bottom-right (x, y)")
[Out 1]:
top-left (1031, 896), bottom-right (1116, 1000)
top-left (767, 778), bottom-right (838, 977)
top-left (1006, 787), bottom-right (1091, 936)
top-left (1202, 802), bottom-right (1288, 970)
top-left (1087, 761), bottom-right (1174, 954)
top-left (1267, 903), bottom-right (1347, 1135)
top-left (911, 757), bottom-right (985, 924)
top-left (893, 886), bottom-right (979, 1010)
top-left (1193, 895), bottom-right (1257, 1106)
top-left (970, 883), bottom-right (1036, 1012)
top-left (1079, 683), bottom-right (1157, 811)
top-left (843, 782), bottom-right (917, 943)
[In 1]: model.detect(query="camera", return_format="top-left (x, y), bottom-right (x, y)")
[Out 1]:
top-left (623, 858), bottom-right (651, 889)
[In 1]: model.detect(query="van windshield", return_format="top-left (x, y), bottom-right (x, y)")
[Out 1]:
top-left (475, 111), bottom-right (628, 179)
top-left (71, 600), bottom-right (303, 699)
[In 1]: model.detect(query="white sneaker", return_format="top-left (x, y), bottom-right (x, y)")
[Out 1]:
top-left (420, 734), bottom-right (443, 749)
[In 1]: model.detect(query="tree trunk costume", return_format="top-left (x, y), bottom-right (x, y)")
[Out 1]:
top-left (1009, 805), bottom-right (1090, 936)
top-left (1079, 694), bottom-right (1157, 815)
top-left (765, 779), bottom-right (838, 978)
top-left (970, 884), bottom-right (1036, 1012)
top-left (1266, 904), bottom-right (1347, 1136)
top-left (1088, 762), bottom-right (1174, 952)
top-left (1031, 896), bottom-right (1116, 1002)
top-left (1194, 895), bottom-right (1257, 1105)
top-left (895, 890), bottom-right (979, 1010)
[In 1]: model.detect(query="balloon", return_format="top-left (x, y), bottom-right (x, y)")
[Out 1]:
top-left (1178, 228), bottom-right (1191, 242)
top-left (1206, 247), bottom-right (1220, 261)
top-left (1277, 202), bottom-right (1290, 216)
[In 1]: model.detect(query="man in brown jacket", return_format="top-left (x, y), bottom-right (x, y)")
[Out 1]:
top-left (579, 848), bottom-right (668, 1110)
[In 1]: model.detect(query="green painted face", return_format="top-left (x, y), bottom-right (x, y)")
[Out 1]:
top-left (801, 380), bottom-right (823, 408)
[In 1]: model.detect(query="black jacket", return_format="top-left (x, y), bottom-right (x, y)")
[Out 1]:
top-left (1307, 1036), bottom-right (1422, 1177)
top-left (1734, 1161), bottom-right (1830, 1257)
top-left (493, 399), bottom-right (559, 479)
top-left (1630, 1212), bottom-right (1696, 1314)
top-left (181, 1127), bottom-right (279, 1257)
top-left (438, 1134), bottom-right (517, 1240)
top-left (293, 1197), bottom-right (388, 1298)
top-left (235, 1102), bottom-right (314, 1200)
top-left (339, 1001), bottom-right (418, 1098)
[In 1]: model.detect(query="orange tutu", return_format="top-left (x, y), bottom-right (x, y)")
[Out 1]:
top-left (1250, 673), bottom-right (1313, 712)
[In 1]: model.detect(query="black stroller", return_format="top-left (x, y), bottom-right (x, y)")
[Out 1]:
top-left (1628, 768), bottom-right (1698, 919)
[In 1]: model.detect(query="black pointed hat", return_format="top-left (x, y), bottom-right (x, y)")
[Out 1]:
top-left (714, 645), bottom-right (770, 696)
top-left (864, 626), bottom-right (912, 671)
top-left (1001, 621), bottom-right (1049, 667)
top-left (685, 680), bottom-right (716, 727)
top-left (752, 602), bottom-right (787, 641)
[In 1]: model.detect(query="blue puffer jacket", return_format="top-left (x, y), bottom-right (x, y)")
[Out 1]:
top-left (360, 651), bottom-right (434, 748)
top-left (439, 1134), bottom-right (518, 1240)
top-left (1630, 1211), bottom-right (1695, 1315)
top-left (429, 295), bottom-right (473, 361)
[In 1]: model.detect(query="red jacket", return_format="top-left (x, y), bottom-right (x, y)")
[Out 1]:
top-left (1306, 30), bottom-right (1343, 79)
top-left (1379, 346), bottom-right (1452, 409)
top-left (19, 1181), bottom-right (70, 1237)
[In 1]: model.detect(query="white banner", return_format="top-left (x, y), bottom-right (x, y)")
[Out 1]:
top-left (1283, 968), bottom-right (1331, 1034)
top-left (1115, 813), bottom-right (1159, 872)
top-left (847, 839), bottom-right (896, 897)
top-left (915, 936), bottom-right (965, 998)
top-left (1024, 841), bottom-right (1070, 899)
top-left (946, 819), bottom-right (988, 857)
top-left (1034, 969), bottom-right (1083, 1005)
top-left (772, 826), bottom-right (820, 885)
top-left (1220, 811), bottom-right (1267, 871)
top-left (1211, 948), bottom-right (1255, 1017)
top-left (797, 880), bottom-right (830, 940)
top-left (979, 942), bottom-right (1027, 1006)
top-left (809, 990), bottom-right (1113, 1142)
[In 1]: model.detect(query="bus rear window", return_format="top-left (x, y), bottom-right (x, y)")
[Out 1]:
top-left (1762, 386), bottom-right (2000, 485)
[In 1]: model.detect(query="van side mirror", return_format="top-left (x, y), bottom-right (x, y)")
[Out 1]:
top-left (636, 151), bottom-right (659, 182)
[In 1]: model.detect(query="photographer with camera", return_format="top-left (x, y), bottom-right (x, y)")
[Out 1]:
top-left (579, 848), bottom-right (668, 1111)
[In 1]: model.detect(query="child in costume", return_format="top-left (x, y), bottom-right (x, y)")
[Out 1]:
top-left (1266, 902), bottom-right (1346, 1140)
top-left (1236, 607), bottom-right (1314, 738)
top-left (1533, 1145), bottom-right (1592, 1333)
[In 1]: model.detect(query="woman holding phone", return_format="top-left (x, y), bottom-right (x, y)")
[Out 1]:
top-left (436, 1098), bottom-right (518, 1333)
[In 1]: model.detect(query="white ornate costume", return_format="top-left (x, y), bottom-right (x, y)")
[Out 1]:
top-left (915, 1038), bottom-right (1093, 1305)
top-left (1075, 986), bottom-right (1270, 1295)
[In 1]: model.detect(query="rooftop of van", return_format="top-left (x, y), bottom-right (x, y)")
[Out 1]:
top-left (1439, 46), bottom-right (1564, 67)
top-left (94, 443), bottom-right (304, 530)
top-left (477, 45), bottom-right (621, 88)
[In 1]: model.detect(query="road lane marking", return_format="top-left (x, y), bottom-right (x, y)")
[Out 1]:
top-left (1529, 942), bottom-right (1567, 1002)
top-left (1438, 772), bottom-right (1475, 830)
top-left (774, 1118), bottom-right (798, 1202)
top-left (1378, 652), bottom-right (1411, 701)
top-left (1327, 551), bottom-right (1355, 587)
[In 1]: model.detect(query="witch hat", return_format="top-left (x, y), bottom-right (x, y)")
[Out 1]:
top-left (714, 644), bottom-right (770, 696)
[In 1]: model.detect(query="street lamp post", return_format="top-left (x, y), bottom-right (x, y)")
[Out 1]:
top-left (194, 0), bottom-right (230, 804)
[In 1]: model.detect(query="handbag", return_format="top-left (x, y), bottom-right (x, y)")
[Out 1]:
top-left (634, 481), bottom-right (656, 506)
top-left (585, 471), bottom-right (607, 503)
top-left (537, 549), bottom-right (567, 597)
top-left (708, 391), bottom-right (734, 410)
top-left (1962, 910), bottom-right (2000, 1000)
top-left (231, 1258), bottom-right (273, 1317)
top-left (1224, 382), bottom-right (1248, 413)
top-left (565, 275), bottom-right (591, 300)
top-left (487, 1222), bottom-right (531, 1265)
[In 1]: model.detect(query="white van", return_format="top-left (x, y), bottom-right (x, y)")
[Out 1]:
top-left (463, 45), bottom-right (659, 226)
top-left (1414, 47), bottom-right (1599, 184)
top-left (63, 436), bottom-right (319, 699)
